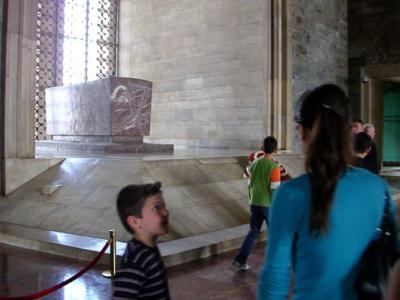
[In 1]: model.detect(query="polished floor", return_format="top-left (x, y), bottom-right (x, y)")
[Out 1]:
top-left (0, 149), bottom-right (304, 247)
top-left (0, 244), bottom-right (110, 299)
top-left (0, 242), bottom-right (266, 300)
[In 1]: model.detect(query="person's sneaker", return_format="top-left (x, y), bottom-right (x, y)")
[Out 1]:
top-left (232, 260), bottom-right (250, 271)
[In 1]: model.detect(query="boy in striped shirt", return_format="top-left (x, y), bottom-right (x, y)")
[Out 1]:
top-left (113, 182), bottom-right (170, 300)
top-left (233, 136), bottom-right (281, 271)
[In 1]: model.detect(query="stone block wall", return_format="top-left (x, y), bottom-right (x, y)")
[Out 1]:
top-left (292, 0), bottom-right (347, 101)
top-left (118, 0), bottom-right (271, 149)
top-left (291, 0), bottom-right (347, 151)
top-left (348, 0), bottom-right (400, 117)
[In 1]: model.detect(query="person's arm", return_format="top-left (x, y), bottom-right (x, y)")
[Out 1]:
top-left (245, 163), bottom-right (251, 178)
top-left (244, 152), bottom-right (256, 178)
top-left (257, 184), bottom-right (303, 299)
top-left (270, 166), bottom-right (281, 191)
top-left (112, 263), bottom-right (145, 300)
top-left (279, 164), bottom-right (291, 181)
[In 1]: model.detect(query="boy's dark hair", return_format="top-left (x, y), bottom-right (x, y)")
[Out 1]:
top-left (354, 132), bottom-right (373, 153)
top-left (117, 182), bottom-right (162, 233)
top-left (262, 136), bottom-right (278, 154)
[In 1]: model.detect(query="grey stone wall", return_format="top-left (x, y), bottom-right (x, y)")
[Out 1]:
top-left (291, 0), bottom-right (348, 151)
top-left (118, 0), bottom-right (270, 149)
top-left (292, 0), bottom-right (347, 101)
top-left (348, 0), bottom-right (400, 117)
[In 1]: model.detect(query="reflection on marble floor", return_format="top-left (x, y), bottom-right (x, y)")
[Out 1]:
top-left (0, 244), bottom-right (111, 300)
top-left (0, 242), bottom-right (266, 300)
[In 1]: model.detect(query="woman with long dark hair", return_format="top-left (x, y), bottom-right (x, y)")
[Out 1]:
top-left (257, 84), bottom-right (398, 299)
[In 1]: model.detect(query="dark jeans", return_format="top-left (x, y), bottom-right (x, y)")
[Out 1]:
top-left (234, 205), bottom-right (269, 264)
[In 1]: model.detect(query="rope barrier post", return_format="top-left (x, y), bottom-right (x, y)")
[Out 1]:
top-left (102, 229), bottom-right (117, 278)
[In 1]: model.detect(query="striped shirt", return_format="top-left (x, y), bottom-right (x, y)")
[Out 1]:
top-left (112, 239), bottom-right (170, 300)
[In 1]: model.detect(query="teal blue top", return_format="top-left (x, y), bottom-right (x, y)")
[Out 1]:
top-left (257, 167), bottom-right (397, 300)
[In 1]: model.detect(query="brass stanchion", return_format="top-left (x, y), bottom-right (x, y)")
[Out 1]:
top-left (102, 229), bottom-right (117, 278)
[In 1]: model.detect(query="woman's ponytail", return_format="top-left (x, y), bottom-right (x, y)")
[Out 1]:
top-left (305, 108), bottom-right (352, 236)
top-left (297, 84), bottom-right (352, 236)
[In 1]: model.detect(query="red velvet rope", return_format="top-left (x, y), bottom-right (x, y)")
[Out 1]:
top-left (0, 241), bottom-right (110, 300)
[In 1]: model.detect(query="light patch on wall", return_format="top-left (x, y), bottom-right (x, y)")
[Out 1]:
top-left (183, 78), bottom-right (203, 90)
top-left (207, 131), bottom-right (217, 139)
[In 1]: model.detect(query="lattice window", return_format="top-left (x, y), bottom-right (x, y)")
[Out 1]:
top-left (35, 0), bottom-right (118, 140)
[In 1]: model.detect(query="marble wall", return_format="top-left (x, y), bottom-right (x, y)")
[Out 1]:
top-left (46, 77), bottom-right (152, 139)
top-left (118, 0), bottom-right (272, 149)
top-left (118, 0), bottom-right (349, 150)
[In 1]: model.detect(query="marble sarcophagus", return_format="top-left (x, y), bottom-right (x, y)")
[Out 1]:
top-left (46, 77), bottom-right (152, 140)
top-left (42, 77), bottom-right (172, 153)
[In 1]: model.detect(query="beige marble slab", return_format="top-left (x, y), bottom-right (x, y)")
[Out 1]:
top-left (80, 186), bottom-right (119, 210)
top-left (0, 199), bottom-right (59, 227)
top-left (38, 206), bottom-right (105, 236)
top-left (0, 220), bottom-right (266, 267)
top-left (0, 154), bottom-right (307, 243)
top-left (5, 158), bottom-right (64, 194)
top-left (162, 186), bottom-right (192, 210)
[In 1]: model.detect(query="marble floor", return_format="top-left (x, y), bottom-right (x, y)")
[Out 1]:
top-left (1, 147), bottom-right (399, 299)
top-left (1, 147), bottom-right (399, 245)
top-left (0, 244), bottom-right (110, 300)
top-left (0, 242), bottom-right (266, 300)
top-left (1, 147), bottom-right (304, 245)
top-left (0, 147), bottom-right (308, 278)
top-left (0, 155), bottom-right (251, 243)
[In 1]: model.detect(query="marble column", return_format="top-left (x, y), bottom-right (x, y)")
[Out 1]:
top-left (2, 0), bottom-right (61, 195)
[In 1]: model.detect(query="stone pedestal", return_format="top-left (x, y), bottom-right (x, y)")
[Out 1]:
top-left (40, 77), bottom-right (173, 154)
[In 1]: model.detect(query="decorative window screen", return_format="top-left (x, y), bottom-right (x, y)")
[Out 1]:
top-left (35, 0), bottom-right (118, 140)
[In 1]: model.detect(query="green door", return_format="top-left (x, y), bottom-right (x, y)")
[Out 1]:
top-left (383, 85), bottom-right (400, 164)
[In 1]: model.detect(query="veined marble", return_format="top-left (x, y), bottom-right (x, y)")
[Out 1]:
top-left (46, 77), bottom-right (152, 138)
top-left (110, 78), bottom-right (152, 136)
